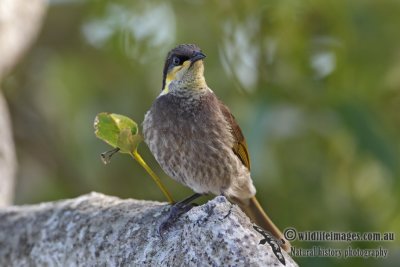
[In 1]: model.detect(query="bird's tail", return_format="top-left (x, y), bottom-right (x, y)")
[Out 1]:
top-left (233, 196), bottom-right (291, 252)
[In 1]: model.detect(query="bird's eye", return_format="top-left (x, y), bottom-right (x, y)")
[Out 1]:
top-left (172, 56), bottom-right (180, 65)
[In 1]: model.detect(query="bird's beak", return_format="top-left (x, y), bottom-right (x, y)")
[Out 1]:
top-left (190, 51), bottom-right (206, 65)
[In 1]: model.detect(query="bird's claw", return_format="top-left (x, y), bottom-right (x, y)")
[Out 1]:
top-left (157, 202), bottom-right (195, 238)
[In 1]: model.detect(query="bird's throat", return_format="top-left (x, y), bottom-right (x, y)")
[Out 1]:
top-left (161, 76), bottom-right (208, 96)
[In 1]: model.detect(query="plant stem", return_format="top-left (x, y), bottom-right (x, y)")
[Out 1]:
top-left (131, 149), bottom-right (175, 204)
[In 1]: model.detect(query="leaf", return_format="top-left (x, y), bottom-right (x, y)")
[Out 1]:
top-left (93, 112), bottom-right (174, 203)
top-left (94, 112), bottom-right (142, 154)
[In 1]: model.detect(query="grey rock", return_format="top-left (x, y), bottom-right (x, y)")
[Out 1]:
top-left (0, 192), bottom-right (297, 267)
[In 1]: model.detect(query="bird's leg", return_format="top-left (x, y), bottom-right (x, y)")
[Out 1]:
top-left (158, 193), bottom-right (203, 236)
top-left (169, 193), bottom-right (202, 216)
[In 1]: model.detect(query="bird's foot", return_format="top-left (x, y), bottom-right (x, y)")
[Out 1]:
top-left (158, 202), bottom-right (195, 237)
top-left (157, 193), bottom-right (203, 237)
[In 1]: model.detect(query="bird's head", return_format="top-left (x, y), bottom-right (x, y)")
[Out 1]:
top-left (161, 44), bottom-right (207, 94)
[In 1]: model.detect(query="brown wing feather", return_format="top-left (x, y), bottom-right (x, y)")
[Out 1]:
top-left (218, 101), bottom-right (251, 170)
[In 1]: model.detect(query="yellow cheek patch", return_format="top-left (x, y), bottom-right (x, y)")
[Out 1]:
top-left (161, 66), bottom-right (181, 95)
top-left (166, 67), bottom-right (180, 85)
top-left (182, 60), bottom-right (191, 68)
top-left (161, 60), bottom-right (191, 95)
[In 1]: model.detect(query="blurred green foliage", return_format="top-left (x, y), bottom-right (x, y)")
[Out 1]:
top-left (2, 0), bottom-right (399, 266)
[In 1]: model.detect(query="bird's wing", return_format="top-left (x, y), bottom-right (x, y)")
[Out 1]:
top-left (218, 101), bottom-right (251, 170)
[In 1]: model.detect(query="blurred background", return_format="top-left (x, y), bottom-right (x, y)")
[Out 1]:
top-left (1, 0), bottom-right (399, 266)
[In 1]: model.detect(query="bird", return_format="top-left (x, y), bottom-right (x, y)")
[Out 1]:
top-left (142, 44), bottom-right (290, 252)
